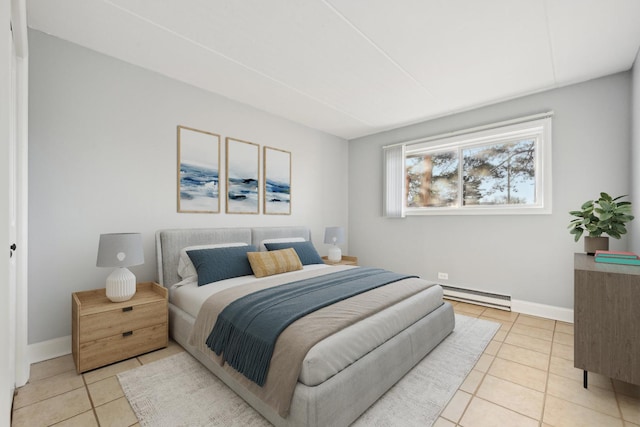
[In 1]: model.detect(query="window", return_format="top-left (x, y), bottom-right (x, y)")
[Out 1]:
top-left (384, 114), bottom-right (552, 216)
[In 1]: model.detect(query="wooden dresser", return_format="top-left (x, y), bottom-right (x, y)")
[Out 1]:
top-left (574, 253), bottom-right (640, 386)
top-left (72, 281), bottom-right (168, 373)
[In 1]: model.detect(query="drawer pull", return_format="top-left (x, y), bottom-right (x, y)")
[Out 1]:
top-left (122, 307), bottom-right (133, 312)
top-left (122, 331), bottom-right (133, 337)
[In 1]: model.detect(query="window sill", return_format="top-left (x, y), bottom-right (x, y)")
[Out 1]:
top-left (404, 205), bottom-right (552, 216)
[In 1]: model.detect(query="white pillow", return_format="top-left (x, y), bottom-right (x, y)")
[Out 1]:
top-left (259, 237), bottom-right (305, 251)
top-left (178, 242), bottom-right (248, 279)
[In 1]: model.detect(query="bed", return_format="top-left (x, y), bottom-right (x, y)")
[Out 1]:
top-left (156, 226), bottom-right (455, 427)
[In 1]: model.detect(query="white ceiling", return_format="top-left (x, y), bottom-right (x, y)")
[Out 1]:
top-left (26, 0), bottom-right (640, 140)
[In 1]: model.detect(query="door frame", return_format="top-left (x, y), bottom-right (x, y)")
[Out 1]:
top-left (11, 0), bottom-right (29, 389)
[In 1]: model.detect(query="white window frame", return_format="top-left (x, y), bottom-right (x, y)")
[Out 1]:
top-left (402, 115), bottom-right (552, 216)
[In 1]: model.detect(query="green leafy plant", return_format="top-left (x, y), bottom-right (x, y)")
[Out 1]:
top-left (568, 192), bottom-right (634, 242)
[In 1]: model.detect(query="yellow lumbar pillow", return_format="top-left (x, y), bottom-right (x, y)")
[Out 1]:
top-left (247, 248), bottom-right (303, 278)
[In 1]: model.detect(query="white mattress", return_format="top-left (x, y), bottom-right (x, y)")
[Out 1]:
top-left (170, 266), bottom-right (444, 387)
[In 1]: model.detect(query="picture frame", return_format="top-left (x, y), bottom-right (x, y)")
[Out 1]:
top-left (226, 137), bottom-right (260, 214)
top-left (264, 146), bottom-right (291, 215)
top-left (177, 126), bottom-right (221, 213)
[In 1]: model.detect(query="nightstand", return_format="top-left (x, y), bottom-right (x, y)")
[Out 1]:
top-left (72, 281), bottom-right (168, 373)
top-left (322, 255), bottom-right (358, 266)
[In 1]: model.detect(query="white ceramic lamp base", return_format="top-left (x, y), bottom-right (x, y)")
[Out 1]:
top-left (327, 246), bottom-right (342, 262)
top-left (105, 267), bottom-right (136, 302)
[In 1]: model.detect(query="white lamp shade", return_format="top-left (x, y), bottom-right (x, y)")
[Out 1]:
top-left (323, 227), bottom-right (345, 245)
top-left (97, 233), bottom-right (144, 302)
top-left (97, 233), bottom-right (144, 268)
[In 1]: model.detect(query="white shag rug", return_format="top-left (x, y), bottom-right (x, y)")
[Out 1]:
top-left (118, 314), bottom-right (499, 427)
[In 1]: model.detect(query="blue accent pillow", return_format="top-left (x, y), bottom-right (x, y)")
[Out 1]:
top-left (187, 245), bottom-right (257, 286)
top-left (264, 241), bottom-right (324, 265)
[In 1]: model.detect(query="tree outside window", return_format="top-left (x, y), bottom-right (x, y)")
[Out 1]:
top-left (462, 139), bottom-right (536, 206)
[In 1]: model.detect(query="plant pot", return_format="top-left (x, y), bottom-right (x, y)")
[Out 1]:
top-left (584, 236), bottom-right (609, 255)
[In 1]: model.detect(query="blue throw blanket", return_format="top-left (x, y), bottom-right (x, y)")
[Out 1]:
top-left (206, 267), bottom-right (416, 386)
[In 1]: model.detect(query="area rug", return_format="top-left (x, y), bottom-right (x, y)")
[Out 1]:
top-left (118, 314), bottom-right (499, 427)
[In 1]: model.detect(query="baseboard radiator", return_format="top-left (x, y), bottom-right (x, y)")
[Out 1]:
top-left (440, 284), bottom-right (511, 311)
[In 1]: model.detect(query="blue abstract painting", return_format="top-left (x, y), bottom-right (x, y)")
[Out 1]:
top-left (264, 147), bottom-right (291, 215)
top-left (226, 137), bottom-right (259, 214)
top-left (178, 126), bottom-right (220, 213)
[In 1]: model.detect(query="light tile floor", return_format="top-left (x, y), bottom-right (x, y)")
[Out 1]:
top-left (11, 301), bottom-right (640, 426)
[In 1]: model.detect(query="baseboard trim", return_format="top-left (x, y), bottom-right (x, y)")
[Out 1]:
top-left (511, 299), bottom-right (574, 323)
top-left (28, 335), bottom-right (71, 365)
top-left (26, 299), bottom-right (574, 365)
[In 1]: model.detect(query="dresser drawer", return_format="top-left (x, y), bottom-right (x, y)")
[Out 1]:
top-left (78, 322), bottom-right (168, 372)
top-left (80, 300), bottom-right (167, 342)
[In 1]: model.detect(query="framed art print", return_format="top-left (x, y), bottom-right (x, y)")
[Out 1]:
top-left (264, 146), bottom-right (291, 215)
top-left (226, 137), bottom-right (259, 214)
top-left (177, 126), bottom-right (220, 213)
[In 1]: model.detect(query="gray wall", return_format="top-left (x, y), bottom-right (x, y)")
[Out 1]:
top-left (348, 72), bottom-right (632, 309)
top-left (28, 30), bottom-right (349, 344)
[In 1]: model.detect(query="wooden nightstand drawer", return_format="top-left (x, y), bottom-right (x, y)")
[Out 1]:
top-left (72, 282), bottom-right (168, 373)
top-left (78, 323), bottom-right (168, 373)
top-left (80, 300), bottom-right (167, 342)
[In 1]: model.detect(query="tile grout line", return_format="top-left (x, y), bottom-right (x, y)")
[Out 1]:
top-left (466, 396), bottom-right (541, 426)
top-left (82, 373), bottom-right (101, 427)
top-left (538, 319), bottom-right (555, 426)
top-left (610, 374), bottom-right (626, 424)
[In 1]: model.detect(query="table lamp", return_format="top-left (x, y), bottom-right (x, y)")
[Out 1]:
top-left (97, 233), bottom-right (144, 302)
top-left (324, 226), bottom-right (345, 262)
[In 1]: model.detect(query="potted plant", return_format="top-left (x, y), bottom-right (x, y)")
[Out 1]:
top-left (568, 192), bottom-right (634, 254)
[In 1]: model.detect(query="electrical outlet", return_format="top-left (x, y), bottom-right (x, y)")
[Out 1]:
top-left (438, 272), bottom-right (448, 280)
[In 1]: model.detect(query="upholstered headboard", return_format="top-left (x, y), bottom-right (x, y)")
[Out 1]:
top-left (251, 226), bottom-right (311, 250)
top-left (155, 228), bottom-right (252, 287)
top-left (155, 226), bottom-right (312, 287)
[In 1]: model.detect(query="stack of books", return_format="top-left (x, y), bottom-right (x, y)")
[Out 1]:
top-left (594, 250), bottom-right (640, 265)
